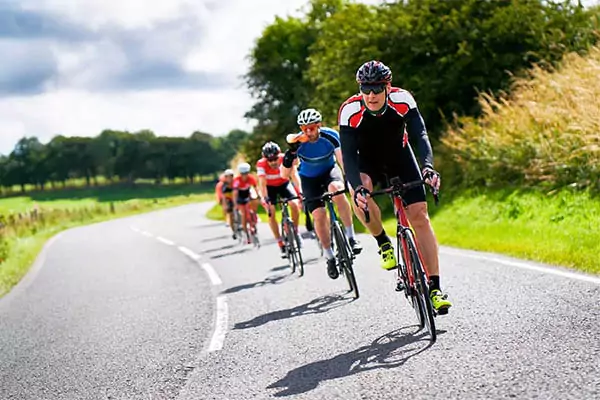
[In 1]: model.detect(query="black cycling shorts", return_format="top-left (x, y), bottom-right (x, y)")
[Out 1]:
top-left (300, 165), bottom-right (344, 213)
top-left (359, 146), bottom-right (426, 206)
top-left (236, 189), bottom-right (252, 205)
top-left (266, 182), bottom-right (297, 204)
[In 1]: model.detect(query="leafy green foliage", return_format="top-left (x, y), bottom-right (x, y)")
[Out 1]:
top-left (244, 0), bottom-right (600, 153)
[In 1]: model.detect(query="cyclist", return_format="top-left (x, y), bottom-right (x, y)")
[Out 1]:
top-left (338, 60), bottom-right (452, 312)
top-left (233, 162), bottom-right (260, 244)
top-left (257, 141), bottom-right (302, 258)
top-left (282, 108), bottom-right (362, 280)
top-left (220, 169), bottom-right (237, 238)
top-left (215, 173), bottom-right (226, 221)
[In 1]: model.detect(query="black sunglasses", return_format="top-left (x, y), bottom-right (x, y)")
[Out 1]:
top-left (360, 84), bottom-right (386, 95)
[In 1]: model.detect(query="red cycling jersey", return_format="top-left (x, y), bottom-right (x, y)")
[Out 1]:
top-left (233, 175), bottom-right (257, 192)
top-left (256, 154), bottom-right (288, 186)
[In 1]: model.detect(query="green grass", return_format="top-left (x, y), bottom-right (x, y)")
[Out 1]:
top-left (384, 188), bottom-right (599, 275)
top-left (0, 182), bottom-right (216, 298)
top-left (206, 188), bottom-right (600, 275)
top-left (0, 183), bottom-right (217, 214)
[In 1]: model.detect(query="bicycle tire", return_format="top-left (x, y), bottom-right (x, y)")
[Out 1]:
top-left (333, 222), bottom-right (359, 299)
top-left (397, 233), bottom-right (424, 327)
top-left (233, 210), bottom-right (243, 244)
top-left (282, 220), bottom-right (296, 273)
top-left (249, 210), bottom-right (260, 248)
top-left (289, 221), bottom-right (304, 277)
top-left (405, 230), bottom-right (436, 342)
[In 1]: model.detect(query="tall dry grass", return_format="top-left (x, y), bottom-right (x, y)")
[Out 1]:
top-left (441, 46), bottom-right (600, 191)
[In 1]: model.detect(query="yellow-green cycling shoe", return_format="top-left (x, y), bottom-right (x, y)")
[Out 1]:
top-left (378, 242), bottom-right (397, 270)
top-left (430, 289), bottom-right (452, 314)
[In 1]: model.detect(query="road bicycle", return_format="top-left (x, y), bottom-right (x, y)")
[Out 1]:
top-left (239, 202), bottom-right (260, 248)
top-left (270, 196), bottom-right (304, 276)
top-left (365, 177), bottom-right (440, 342)
top-left (305, 189), bottom-right (359, 299)
top-left (231, 205), bottom-right (244, 244)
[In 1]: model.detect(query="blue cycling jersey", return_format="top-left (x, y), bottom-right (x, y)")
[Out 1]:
top-left (296, 127), bottom-right (341, 178)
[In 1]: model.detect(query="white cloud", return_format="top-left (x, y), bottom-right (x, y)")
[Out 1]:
top-left (0, 0), bottom-right (380, 155)
top-left (18, 0), bottom-right (215, 30)
top-left (0, 88), bottom-right (254, 153)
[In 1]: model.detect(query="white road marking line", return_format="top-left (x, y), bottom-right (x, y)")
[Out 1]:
top-left (441, 248), bottom-right (600, 285)
top-left (207, 295), bottom-right (228, 352)
top-left (140, 231), bottom-right (153, 238)
top-left (178, 246), bottom-right (201, 261)
top-left (156, 236), bottom-right (175, 246)
top-left (201, 263), bottom-right (222, 286)
top-left (129, 226), bottom-right (140, 233)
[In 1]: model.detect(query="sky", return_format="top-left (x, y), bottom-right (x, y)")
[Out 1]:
top-left (0, 0), bottom-right (598, 155)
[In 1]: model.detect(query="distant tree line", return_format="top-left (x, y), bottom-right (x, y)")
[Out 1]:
top-left (0, 129), bottom-right (249, 191)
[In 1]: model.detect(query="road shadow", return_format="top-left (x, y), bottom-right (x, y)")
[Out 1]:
top-left (267, 325), bottom-right (435, 397)
top-left (202, 243), bottom-right (238, 254)
top-left (210, 247), bottom-right (252, 259)
top-left (195, 222), bottom-right (229, 229)
top-left (222, 270), bottom-right (291, 294)
top-left (200, 234), bottom-right (231, 243)
top-left (234, 292), bottom-right (353, 330)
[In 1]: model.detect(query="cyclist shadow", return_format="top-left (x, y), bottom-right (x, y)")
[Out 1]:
top-left (267, 325), bottom-right (434, 397)
top-left (233, 292), bottom-right (352, 330)
top-left (210, 247), bottom-right (252, 259)
top-left (222, 270), bottom-right (291, 294)
top-left (202, 243), bottom-right (238, 254)
top-left (200, 234), bottom-right (231, 243)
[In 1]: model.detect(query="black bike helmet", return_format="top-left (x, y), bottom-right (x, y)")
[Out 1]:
top-left (356, 60), bottom-right (392, 84)
top-left (262, 141), bottom-right (281, 159)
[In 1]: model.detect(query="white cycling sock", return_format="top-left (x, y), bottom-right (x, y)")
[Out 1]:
top-left (324, 247), bottom-right (335, 260)
top-left (345, 225), bottom-right (355, 240)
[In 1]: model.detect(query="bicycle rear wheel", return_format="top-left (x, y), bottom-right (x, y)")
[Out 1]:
top-left (405, 230), bottom-right (436, 342)
top-left (333, 222), bottom-right (359, 299)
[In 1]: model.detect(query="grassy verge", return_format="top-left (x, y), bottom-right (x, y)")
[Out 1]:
top-left (0, 183), bottom-right (215, 298)
top-left (206, 189), bottom-right (599, 275)
top-left (424, 188), bottom-right (599, 275)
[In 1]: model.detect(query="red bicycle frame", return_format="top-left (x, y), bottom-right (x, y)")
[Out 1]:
top-left (392, 196), bottom-right (430, 284)
top-left (240, 202), bottom-right (258, 232)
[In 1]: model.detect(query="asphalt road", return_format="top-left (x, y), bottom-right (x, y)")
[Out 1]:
top-left (0, 202), bottom-right (598, 400)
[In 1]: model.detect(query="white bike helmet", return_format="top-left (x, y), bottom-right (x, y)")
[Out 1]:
top-left (224, 168), bottom-right (234, 176)
top-left (297, 108), bottom-right (322, 126)
top-left (237, 162), bottom-right (251, 174)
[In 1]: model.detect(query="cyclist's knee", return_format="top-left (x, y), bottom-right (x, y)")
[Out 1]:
top-left (328, 181), bottom-right (344, 192)
top-left (406, 202), bottom-right (430, 227)
top-left (312, 207), bottom-right (326, 222)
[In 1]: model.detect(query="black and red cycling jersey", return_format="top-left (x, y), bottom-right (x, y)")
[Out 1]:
top-left (338, 87), bottom-right (434, 190)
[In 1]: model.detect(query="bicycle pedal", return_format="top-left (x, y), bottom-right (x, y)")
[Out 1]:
top-left (436, 307), bottom-right (449, 316)
top-left (395, 282), bottom-right (405, 292)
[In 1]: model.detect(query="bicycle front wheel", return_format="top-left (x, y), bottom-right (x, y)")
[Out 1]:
top-left (333, 222), bottom-right (359, 299)
top-left (398, 233), bottom-right (423, 327)
top-left (282, 220), bottom-right (296, 273)
top-left (405, 230), bottom-right (436, 342)
top-left (288, 221), bottom-right (304, 277)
